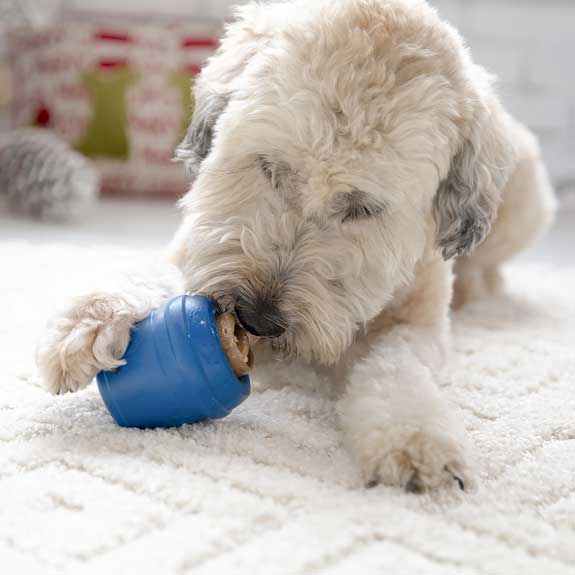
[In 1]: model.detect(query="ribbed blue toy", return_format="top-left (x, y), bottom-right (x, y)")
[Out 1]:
top-left (96, 295), bottom-right (251, 429)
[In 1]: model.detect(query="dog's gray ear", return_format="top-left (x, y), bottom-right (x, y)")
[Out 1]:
top-left (175, 92), bottom-right (229, 179)
top-left (174, 4), bottom-right (272, 180)
top-left (434, 107), bottom-right (516, 260)
top-left (434, 140), bottom-right (493, 260)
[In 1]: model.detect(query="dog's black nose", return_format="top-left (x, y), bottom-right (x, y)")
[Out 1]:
top-left (235, 295), bottom-right (286, 337)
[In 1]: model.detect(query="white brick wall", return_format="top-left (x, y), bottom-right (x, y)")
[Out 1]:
top-left (430, 0), bottom-right (575, 191)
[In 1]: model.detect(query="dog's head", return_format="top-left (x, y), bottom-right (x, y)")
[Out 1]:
top-left (171, 0), bottom-right (516, 364)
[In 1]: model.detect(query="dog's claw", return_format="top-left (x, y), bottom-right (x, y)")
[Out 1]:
top-left (405, 473), bottom-right (424, 494)
top-left (445, 466), bottom-right (465, 491)
top-left (365, 479), bottom-right (379, 489)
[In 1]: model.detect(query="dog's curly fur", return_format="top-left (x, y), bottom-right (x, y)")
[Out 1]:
top-left (37, 0), bottom-right (556, 492)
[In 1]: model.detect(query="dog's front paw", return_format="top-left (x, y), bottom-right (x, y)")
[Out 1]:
top-left (358, 427), bottom-right (472, 493)
top-left (37, 294), bottom-right (136, 395)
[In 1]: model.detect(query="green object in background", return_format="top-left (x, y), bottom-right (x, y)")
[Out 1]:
top-left (170, 70), bottom-right (196, 142)
top-left (76, 66), bottom-right (138, 160)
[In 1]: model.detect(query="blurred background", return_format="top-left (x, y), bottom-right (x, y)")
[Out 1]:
top-left (0, 0), bottom-right (573, 232)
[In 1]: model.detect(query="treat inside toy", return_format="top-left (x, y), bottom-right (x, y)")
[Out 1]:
top-left (216, 313), bottom-right (254, 377)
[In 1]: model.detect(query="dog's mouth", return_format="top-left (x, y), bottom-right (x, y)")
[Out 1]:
top-left (203, 290), bottom-right (349, 364)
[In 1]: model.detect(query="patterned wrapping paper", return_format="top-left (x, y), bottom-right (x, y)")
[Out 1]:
top-left (8, 17), bottom-right (222, 198)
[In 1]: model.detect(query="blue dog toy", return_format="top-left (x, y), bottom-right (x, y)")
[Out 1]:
top-left (96, 295), bottom-right (251, 429)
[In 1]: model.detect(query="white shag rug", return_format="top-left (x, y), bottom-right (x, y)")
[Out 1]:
top-left (1, 234), bottom-right (575, 575)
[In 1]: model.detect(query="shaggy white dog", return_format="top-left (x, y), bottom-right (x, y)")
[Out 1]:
top-left (37, 0), bottom-right (555, 492)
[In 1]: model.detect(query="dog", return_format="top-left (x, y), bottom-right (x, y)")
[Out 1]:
top-left (37, 0), bottom-right (556, 492)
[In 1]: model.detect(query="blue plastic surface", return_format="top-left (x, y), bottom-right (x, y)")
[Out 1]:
top-left (96, 295), bottom-right (250, 429)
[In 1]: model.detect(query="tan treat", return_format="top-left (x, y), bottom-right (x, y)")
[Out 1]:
top-left (216, 312), bottom-right (254, 377)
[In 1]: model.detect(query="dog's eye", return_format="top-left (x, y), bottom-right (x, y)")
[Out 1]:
top-left (257, 156), bottom-right (296, 191)
top-left (335, 190), bottom-right (387, 224)
top-left (342, 202), bottom-right (384, 223)
top-left (258, 156), bottom-right (274, 181)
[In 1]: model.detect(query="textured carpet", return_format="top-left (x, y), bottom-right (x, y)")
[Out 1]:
top-left (1, 233), bottom-right (575, 574)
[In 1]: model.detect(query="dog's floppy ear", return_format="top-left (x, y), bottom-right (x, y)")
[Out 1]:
top-left (434, 101), bottom-right (516, 260)
top-left (174, 3), bottom-right (274, 180)
top-left (175, 92), bottom-right (229, 179)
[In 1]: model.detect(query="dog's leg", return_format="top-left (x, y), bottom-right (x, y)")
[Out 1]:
top-left (338, 259), bottom-right (471, 492)
top-left (37, 265), bottom-right (183, 395)
top-left (339, 327), bottom-right (470, 492)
